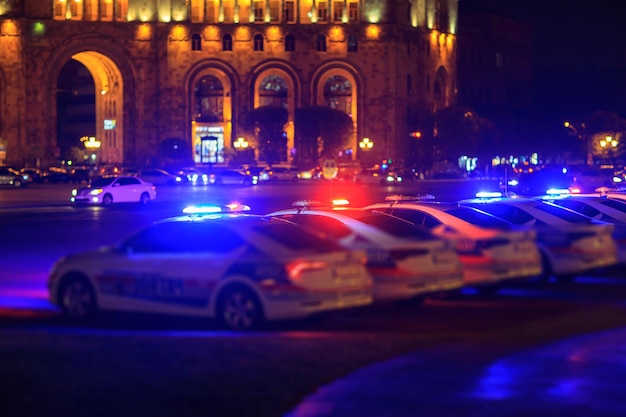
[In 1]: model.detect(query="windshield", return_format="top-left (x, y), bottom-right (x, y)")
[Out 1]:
top-left (91, 177), bottom-right (116, 187)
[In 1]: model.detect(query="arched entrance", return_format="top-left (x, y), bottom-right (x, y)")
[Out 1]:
top-left (56, 51), bottom-right (124, 167)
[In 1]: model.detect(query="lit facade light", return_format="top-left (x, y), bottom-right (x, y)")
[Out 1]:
top-left (234, 137), bottom-right (249, 149)
top-left (359, 137), bottom-right (373, 149)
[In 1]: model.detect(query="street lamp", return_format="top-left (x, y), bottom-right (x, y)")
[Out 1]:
top-left (359, 137), bottom-right (374, 150)
top-left (600, 135), bottom-right (619, 167)
top-left (233, 137), bottom-right (249, 149)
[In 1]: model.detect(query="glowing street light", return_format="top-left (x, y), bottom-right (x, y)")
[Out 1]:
top-left (359, 137), bottom-right (374, 150)
top-left (233, 137), bottom-right (249, 149)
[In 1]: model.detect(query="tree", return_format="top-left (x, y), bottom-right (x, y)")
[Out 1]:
top-left (240, 106), bottom-right (289, 165)
top-left (159, 138), bottom-right (192, 166)
top-left (294, 106), bottom-right (354, 166)
top-left (433, 106), bottom-right (501, 165)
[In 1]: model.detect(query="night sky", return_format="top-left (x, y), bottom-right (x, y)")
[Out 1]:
top-left (460, 0), bottom-right (626, 123)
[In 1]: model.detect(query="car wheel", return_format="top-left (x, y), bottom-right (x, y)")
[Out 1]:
top-left (216, 284), bottom-right (264, 330)
top-left (13, 179), bottom-right (23, 188)
top-left (139, 192), bottom-right (150, 205)
top-left (102, 193), bottom-right (113, 206)
top-left (58, 275), bottom-right (97, 320)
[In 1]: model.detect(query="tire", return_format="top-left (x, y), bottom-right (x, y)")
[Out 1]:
top-left (102, 193), bottom-right (113, 206)
top-left (139, 192), bottom-right (150, 205)
top-left (216, 285), bottom-right (264, 330)
top-left (13, 179), bottom-right (22, 188)
top-left (58, 275), bottom-right (97, 320)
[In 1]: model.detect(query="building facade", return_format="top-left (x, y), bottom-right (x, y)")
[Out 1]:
top-left (0, 0), bottom-right (457, 168)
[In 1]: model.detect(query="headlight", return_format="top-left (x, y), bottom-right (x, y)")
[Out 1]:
top-left (89, 189), bottom-right (104, 196)
top-left (71, 189), bottom-right (78, 196)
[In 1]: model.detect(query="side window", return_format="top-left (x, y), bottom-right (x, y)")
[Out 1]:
top-left (222, 34), bottom-right (233, 51)
top-left (389, 208), bottom-right (428, 227)
top-left (292, 215), bottom-right (352, 239)
top-left (285, 34), bottom-right (295, 52)
top-left (191, 33), bottom-right (202, 51)
top-left (347, 34), bottom-right (358, 52)
top-left (123, 223), bottom-right (245, 253)
top-left (119, 177), bottom-right (141, 186)
top-left (254, 34), bottom-right (264, 51)
top-left (316, 34), bottom-right (327, 52)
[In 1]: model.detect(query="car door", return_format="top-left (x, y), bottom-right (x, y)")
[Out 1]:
top-left (114, 177), bottom-right (143, 202)
top-left (110, 221), bottom-right (248, 314)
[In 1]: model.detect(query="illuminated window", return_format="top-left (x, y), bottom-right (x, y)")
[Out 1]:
top-left (194, 76), bottom-right (224, 123)
top-left (333, 1), bottom-right (343, 22)
top-left (318, 2), bottom-right (328, 22)
top-left (270, 0), bottom-right (280, 21)
top-left (207, 0), bottom-right (217, 22)
top-left (347, 34), bottom-right (357, 52)
top-left (348, 2), bottom-right (358, 22)
top-left (254, 1), bottom-right (264, 21)
top-left (284, 1), bottom-right (295, 22)
top-left (324, 76), bottom-right (352, 116)
top-left (435, 0), bottom-right (449, 32)
top-left (285, 34), bottom-right (295, 52)
top-left (99, 0), bottom-right (112, 20)
top-left (259, 75), bottom-right (289, 108)
top-left (222, 34), bottom-right (233, 51)
top-left (191, 33), bottom-right (202, 51)
top-left (54, 1), bottom-right (64, 18)
top-left (254, 34), bottom-right (264, 51)
top-left (223, 6), bottom-right (233, 22)
top-left (116, 0), bottom-right (128, 20)
top-left (316, 34), bottom-right (327, 52)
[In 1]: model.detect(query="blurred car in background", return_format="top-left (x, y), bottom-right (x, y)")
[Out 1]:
top-left (48, 211), bottom-right (373, 330)
top-left (503, 167), bottom-right (573, 196)
top-left (353, 168), bottom-right (403, 185)
top-left (175, 167), bottom-right (209, 185)
top-left (364, 196), bottom-right (542, 289)
top-left (460, 195), bottom-right (618, 280)
top-left (259, 166), bottom-right (300, 183)
top-left (68, 167), bottom-right (91, 184)
top-left (568, 166), bottom-right (619, 192)
top-left (0, 167), bottom-right (29, 188)
top-left (41, 166), bottom-right (70, 183)
top-left (20, 168), bottom-right (42, 183)
top-left (209, 169), bottom-right (256, 186)
top-left (71, 175), bottom-right (156, 206)
top-left (137, 168), bottom-right (185, 186)
top-left (267, 200), bottom-right (464, 303)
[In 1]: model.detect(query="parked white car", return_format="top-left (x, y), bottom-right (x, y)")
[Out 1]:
top-left (48, 212), bottom-right (373, 330)
top-left (267, 201), bottom-right (465, 303)
top-left (364, 196), bottom-right (543, 288)
top-left (460, 195), bottom-right (618, 279)
top-left (71, 175), bottom-right (156, 206)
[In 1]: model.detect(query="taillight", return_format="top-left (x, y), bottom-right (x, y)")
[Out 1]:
top-left (476, 237), bottom-right (510, 250)
top-left (456, 239), bottom-right (476, 253)
top-left (286, 260), bottom-right (328, 280)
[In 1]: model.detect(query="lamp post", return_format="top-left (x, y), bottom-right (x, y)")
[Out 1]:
top-left (359, 137), bottom-right (374, 165)
top-left (600, 135), bottom-right (619, 167)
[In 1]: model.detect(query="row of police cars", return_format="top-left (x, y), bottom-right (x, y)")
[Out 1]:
top-left (49, 179), bottom-right (626, 330)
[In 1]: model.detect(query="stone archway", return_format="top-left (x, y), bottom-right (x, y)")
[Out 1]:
top-left (69, 51), bottom-right (124, 165)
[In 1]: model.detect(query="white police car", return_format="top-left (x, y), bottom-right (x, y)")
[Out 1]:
top-left (267, 200), bottom-right (464, 303)
top-left (364, 195), bottom-right (543, 288)
top-left (460, 193), bottom-right (618, 279)
top-left (48, 205), bottom-right (373, 330)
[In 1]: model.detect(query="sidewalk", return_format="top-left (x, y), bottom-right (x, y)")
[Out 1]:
top-left (286, 326), bottom-right (626, 417)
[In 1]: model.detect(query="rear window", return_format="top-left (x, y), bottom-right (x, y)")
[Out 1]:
top-left (354, 213), bottom-right (436, 240)
top-left (447, 207), bottom-right (514, 228)
top-left (533, 202), bottom-right (592, 223)
top-left (253, 222), bottom-right (345, 252)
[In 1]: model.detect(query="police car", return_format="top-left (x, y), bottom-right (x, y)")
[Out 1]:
top-left (48, 205), bottom-right (373, 330)
top-left (364, 195), bottom-right (543, 288)
top-left (266, 200), bottom-right (464, 303)
top-left (460, 194), bottom-right (618, 279)
top-left (537, 192), bottom-right (626, 264)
